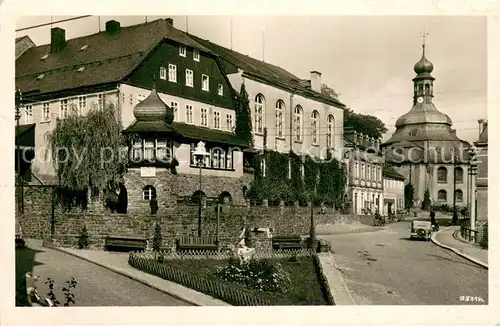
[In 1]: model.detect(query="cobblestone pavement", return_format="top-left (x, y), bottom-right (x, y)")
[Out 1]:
top-left (17, 240), bottom-right (190, 306)
top-left (319, 220), bottom-right (488, 305)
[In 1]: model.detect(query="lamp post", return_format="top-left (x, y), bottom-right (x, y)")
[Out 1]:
top-left (468, 145), bottom-right (478, 231)
top-left (15, 89), bottom-right (22, 213)
top-left (193, 141), bottom-right (209, 237)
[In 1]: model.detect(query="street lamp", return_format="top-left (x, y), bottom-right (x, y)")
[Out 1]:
top-left (467, 145), bottom-right (478, 231)
top-left (193, 141), bottom-right (209, 237)
top-left (15, 89), bottom-right (23, 213)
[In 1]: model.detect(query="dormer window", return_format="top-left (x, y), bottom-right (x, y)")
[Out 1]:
top-left (409, 129), bottom-right (418, 137)
top-left (80, 45), bottom-right (88, 51)
top-left (193, 49), bottom-right (200, 61)
top-left (41, 54), bottom-right (49, 60)
top-left (179, 45), bottom-right (186, 57)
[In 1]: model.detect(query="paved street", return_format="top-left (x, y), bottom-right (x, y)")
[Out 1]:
top-left (16, 241), bottom-right (190, 306)
top-left (319, 221), bottom-right (488, 305)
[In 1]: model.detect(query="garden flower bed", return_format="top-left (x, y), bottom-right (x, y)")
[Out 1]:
top-left (129, 250), bottom-right (333, 306)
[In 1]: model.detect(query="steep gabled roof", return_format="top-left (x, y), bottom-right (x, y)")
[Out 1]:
top-left (188, 34), bottom-right (346, 109)
top-left (15, 19), bottom-right (211, 95)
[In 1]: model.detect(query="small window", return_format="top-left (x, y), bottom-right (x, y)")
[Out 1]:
top-left (409, 129), bottom-right (417, 137)
top-left (24, 105), bottom-right (33, 124)
top-left (159, 66), bottom-right (167, 80)
top-left (42, 102), bottom-right (50, 121)
top-left (193, 49), bottom-right (200, 61)
top-left (202, 75), bottom-right (209, 91)
top-left (218, 84), bottom-right (223, 96)
top-left (78, 96), bottom-right (87, 116)
top-left (437, 190), bottom-right (447, 201)
top-left (226, 114), bottom-right (233, 131)
top-left (455, 189), bottom-right (463, 202)
top-left (59, 99), bottom-right (69, 119)
top-left (179, 45), bottom-right (186, 57)
top-left (186, 105), bottom-right (193, 124)
top-left (168, 64), bottom-right (177, 82)
top-left (142, 185), bottom-right (156, 201)
top-left (185, 69), bottom-right (194, 87)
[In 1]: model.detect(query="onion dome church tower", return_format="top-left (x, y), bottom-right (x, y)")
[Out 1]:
top-left (382, 35), bottom-right (472, 209)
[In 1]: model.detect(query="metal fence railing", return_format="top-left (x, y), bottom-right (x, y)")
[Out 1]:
top-left (460, 220), bottom-right (488, 248)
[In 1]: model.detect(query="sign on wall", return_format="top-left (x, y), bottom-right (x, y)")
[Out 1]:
top-left (140, 167), bottom-right (156, 177)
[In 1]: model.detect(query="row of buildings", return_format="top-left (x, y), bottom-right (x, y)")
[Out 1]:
top-left (14, 18), bottom-right (487, 222)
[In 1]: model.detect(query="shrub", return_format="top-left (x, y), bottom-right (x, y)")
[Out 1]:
top-left (421, 189), bottom-right (431, 210)
top-left (77, 226), bottom-right (89, 249)
top-left (216, 257), bottom-right (291, 293)
top-left (152, 222), bottom-right (163, 261)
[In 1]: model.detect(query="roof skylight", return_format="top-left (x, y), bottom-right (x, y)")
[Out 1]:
top-left (80, 45), bottom-right (88, 51)
top-left (41, 54), bottom-right (49, 60)
top-left (77, 66), bottom-right (85, 72)
top-left (37, 74), bottom-right (45, 80)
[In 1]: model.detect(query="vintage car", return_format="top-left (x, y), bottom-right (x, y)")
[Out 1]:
top-left (410, 220), bottom-right (433, 241)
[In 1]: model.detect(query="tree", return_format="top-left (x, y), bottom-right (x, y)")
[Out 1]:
top-left (321, 83), bottom-right (340, 99)
top-left (46, 103), bottom-right (126, 207)
top-left (235, 83), bottom-right (253, 146)
top-left (344, 108), bottom-right (388, 139)
top-left (404, 184), bottom-right (414, 210)
top-left (421, 189), bottom-right (431, 210)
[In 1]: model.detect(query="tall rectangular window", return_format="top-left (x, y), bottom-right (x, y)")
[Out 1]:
top-left (200, 108), bottom-right (208, 127)
top-left (60, 99), bottom-right (68, 118)
top-left (226, 114), bottom-right (233, 131)
top-left (159, 66), bottom-right (167, 80)
top-left (170, 101), bottom-right (179, 121)
top-left (214, 111), bottom-right (221, 129)
top-left (186, 105), bottom-right (193, 124)
top-left (98, 93), bottom-right (106, 110)
top-left (218, 84), bottom-right (223, 96)
top-left (193, 49), bottom-right (200, 61)
top-left (144, 139), bottom-right (155, 160)
top-left (202, 75), bottom-right (209, 91)
top-left (42, 102), bottom-right (50, 121)
top-left (186, 69), bottom-right (194, 87)
top-left (168, 64), bottom-right (177, 82)
top-left (24, 105), bottom-right (33, 124)
top-left (78, 96), bottom-right (87, 115)
top-left (132, 140), bottom-right (142, 161)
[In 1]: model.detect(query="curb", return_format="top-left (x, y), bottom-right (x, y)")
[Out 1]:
top-left (317, 252), bottom-right (357, 305)
top-left (316, 226), bottom-right (384, 236)
top-left (43, 244), bottom-right (227, 306)
top-left (430, 227), bottom-right (488, 269)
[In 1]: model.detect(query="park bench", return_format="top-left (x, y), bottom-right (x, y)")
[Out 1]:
top-left (176, 235), bottom-right (218, 252)
top-left (104, 235), bottom-right (147, 252)
top-left (271, 235), bottom-right (308, 251)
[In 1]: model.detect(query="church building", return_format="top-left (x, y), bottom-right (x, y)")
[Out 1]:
top-left (382, 40), bottom-right (474, 210)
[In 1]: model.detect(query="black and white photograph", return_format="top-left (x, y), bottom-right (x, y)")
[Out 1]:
top-left (1, 1), bottom-right (498, 326)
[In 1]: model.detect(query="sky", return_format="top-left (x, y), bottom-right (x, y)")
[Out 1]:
top-left (15, 15), bottom-right (487, 142)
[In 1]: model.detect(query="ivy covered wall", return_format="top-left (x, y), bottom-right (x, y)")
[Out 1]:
top-left (247, 150), bottom-right (347, 208)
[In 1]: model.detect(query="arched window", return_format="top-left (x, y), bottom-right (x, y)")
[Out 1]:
top-left (293, 105), bottom-right (303, 142)
top-left (275, 100), bottom-right (285, 138)
top-left (437, 167), bottom-right (447, 183)
top-left (455, 189), bottom-right (463, 202)
top-left (254, 94), bottom-right (264, 134)
top-left (219, 191), bottom-right (232, 204)
top-left (142, 185), bottom-right (156, 201)
top-left (454, 167), bottom-right (464, 184)
top-left (192, 190), bottom-right (206, 204)
top-left (327, 115), bottom-right (335, 148)
top-left (425, 83), bottom-right (430, 95)
top-left (437, 189), bottom-right (447, 201)
top-left (311, 110), bottom-right (319, 144)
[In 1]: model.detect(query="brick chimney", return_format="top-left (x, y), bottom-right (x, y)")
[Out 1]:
top-left (50, 27), bottom-right (66, 53)
top-left (166, 18), bottom-right (173, 25)
top-left (310, 71), bottom-right (322, 93)
top-left (105, 20), bottom-right (121, 34)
